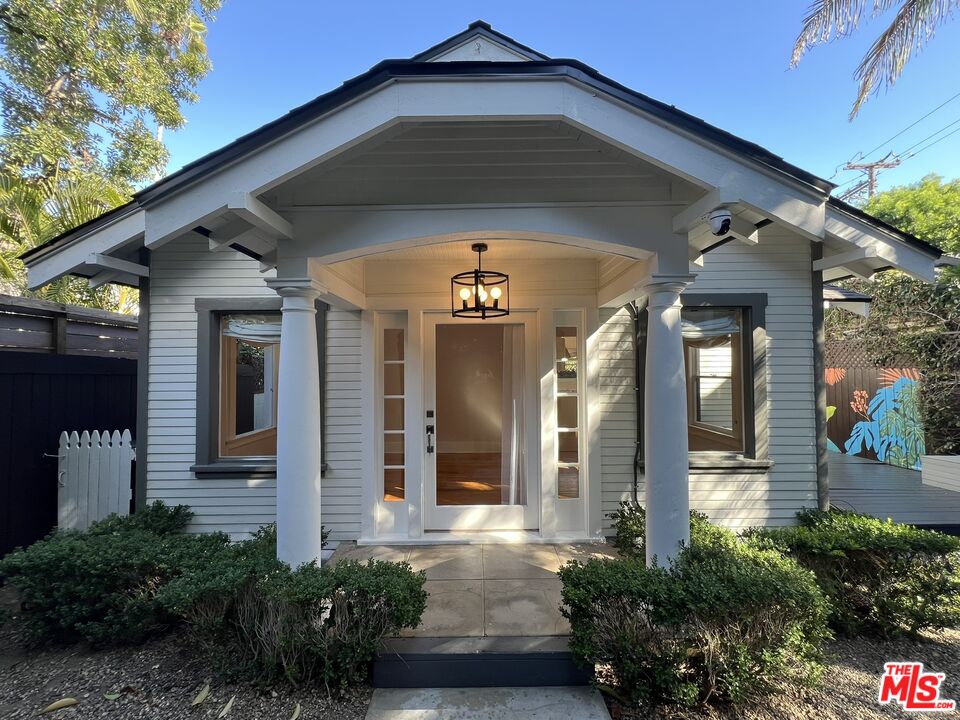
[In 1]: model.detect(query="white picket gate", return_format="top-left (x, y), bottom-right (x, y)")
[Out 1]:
top-left (57, 429), bottom-right (135, 530)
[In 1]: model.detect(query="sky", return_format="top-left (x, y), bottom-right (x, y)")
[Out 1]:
top-left (164, 1), bottom-right (960, 197)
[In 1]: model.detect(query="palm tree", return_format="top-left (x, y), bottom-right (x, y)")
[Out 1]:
top-left (793, 0), bottom-right (960, 118)
top-left (0, 174), bottom-right (135, 311)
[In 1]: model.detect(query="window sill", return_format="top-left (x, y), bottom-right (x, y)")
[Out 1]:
top-left (191, 462), bottom-right (328, 478)
top-left (637, 456), bottom-right (773, 473)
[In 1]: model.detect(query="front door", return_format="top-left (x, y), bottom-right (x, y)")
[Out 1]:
top-left (423, 312), bottom-right (539, 531)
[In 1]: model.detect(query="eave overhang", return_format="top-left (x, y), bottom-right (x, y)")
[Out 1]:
top-left (18, 44), bottom-right (939, 291)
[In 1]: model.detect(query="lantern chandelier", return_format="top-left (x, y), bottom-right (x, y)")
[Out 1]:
top-left (451, 243), bottom-right (509, 319)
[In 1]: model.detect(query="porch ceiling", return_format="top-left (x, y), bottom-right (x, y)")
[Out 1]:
top-left (364, 238), bottom-right (606, 262)
top-left (268, 121), bottom-right (701, 207)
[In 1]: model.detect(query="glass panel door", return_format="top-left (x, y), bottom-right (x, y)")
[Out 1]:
top-left (423, 314), bottom-right (538, 531)
top-left (435, 324), bottom-right (525, 507)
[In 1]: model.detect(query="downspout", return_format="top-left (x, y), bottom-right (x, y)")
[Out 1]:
top-left (134, 247), bottom-right (151, 513)
top-left (811, 243), bottom-right (830, 511)
top-left (626, 300), bottom-right (647, 505)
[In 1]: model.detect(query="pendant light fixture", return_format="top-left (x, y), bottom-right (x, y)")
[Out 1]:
top-left (451, 243), bottom-right (509, 319)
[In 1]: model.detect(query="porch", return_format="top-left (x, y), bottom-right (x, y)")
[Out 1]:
top-left (329, 541), bottom-right (618, 638)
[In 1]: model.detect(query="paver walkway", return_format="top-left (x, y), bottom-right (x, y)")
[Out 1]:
top-left (330, 543), bottom-right (617, 637)
top-left (365, 686), bottom-right (611, 719)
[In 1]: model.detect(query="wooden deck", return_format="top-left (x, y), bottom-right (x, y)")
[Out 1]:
top-left (829, 453), bottom-right (960, 528)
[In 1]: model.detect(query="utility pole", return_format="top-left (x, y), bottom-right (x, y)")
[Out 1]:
top-left (843, 154), bottom-right (900, 199)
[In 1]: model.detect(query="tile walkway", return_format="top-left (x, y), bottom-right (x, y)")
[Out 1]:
top-left (330, 542), bottom-right (618, 638)
top-left (365, 686), bottom-right (611, 719)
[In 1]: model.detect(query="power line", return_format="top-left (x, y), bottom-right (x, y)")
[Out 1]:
top-left (831, 89), bottom-right (960, 190)
top-left (835, 113), bottom-right (960, 198)
top-left (903, 123), bottom-right (960, 160)
top-left (844, 155), bottom-right (901, 197)
top-left (858, 90), bottom-right (960, 162)
top-left (895, 115), bottom-right (960, 157)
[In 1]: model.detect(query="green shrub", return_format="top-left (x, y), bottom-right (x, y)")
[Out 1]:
top-left (87, 500), bottom-right (194, 536)
top-left (608, 501), bottom-right (735, 557)
top-left (559, 536), bottom-right (830, 708)
top-left (748, 509), bottom-right (960, 637)
top-left (158, 528), bottom-right (427, 689)
top-left (0, 503), bottom-right (228, 645)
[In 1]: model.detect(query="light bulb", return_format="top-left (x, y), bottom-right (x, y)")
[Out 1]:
top-left (459, 287), bottom-right (471, 301)
top-left (479, 290), bottom-right (488, 302)
top-left (490, 287), bottom-right (502, 299)
top-left (477, 283), bottom-right (485, 296)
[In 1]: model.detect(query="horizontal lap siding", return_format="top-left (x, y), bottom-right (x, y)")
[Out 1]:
top-left (598, 231), bottom-right (817, 533)
top-left (146, 237), bottom-right (276, 538)
top-left (323, 308), bottom-right (363, 543)
top-left (145, 235), bottom-right (363, 542)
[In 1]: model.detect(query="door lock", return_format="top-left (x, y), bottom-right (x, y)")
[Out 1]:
top-left (426, 424), bottom-right (435, 454)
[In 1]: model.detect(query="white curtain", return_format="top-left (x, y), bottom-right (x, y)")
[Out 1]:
top-left (500, 325), bottom-right (526, 506)
top-left (681, 315), bottom-right (739, 339)
top-left (223, 318), bottom-right (282, 344)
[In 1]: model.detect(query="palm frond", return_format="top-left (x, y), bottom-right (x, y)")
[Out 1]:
top-left (792, 0), bottom-right (874, 66)
top-left (124, 0), bottom-right (148, 24)
top-left (851, 0), bottom-right (960, 118)
top-left (0, 251), bottom-right (15, 281)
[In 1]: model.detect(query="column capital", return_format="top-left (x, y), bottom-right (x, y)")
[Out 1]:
top-left (266, 277), bottom-right (326, 301)
top-left (642, 273), bottom-right (696, 309)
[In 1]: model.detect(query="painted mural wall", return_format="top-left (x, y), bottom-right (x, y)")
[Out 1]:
top-left (825, 366), bottom-right (925, 470)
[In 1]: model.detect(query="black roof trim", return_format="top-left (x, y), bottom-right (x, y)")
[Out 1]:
top-left (19, 199), bottom-right (139, 262)
top-left (412, 20), bottom-right (550, 62)
top-left (827, 196), bottom-right (942, 259)
top-left (26, 53), bottom-right (851, 264)
top-left (134, 59), bottom-right (836, 204)
top-left (822, 283), bottom-right (872, 302)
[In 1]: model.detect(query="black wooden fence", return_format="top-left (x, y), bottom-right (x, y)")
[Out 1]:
top-left (0, 352), bottom-right (137, 555)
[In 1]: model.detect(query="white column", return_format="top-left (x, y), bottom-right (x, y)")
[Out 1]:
top-left (643, 274), bottom-right (695, 565)
top-left (272, 281), bottom-right (323, 566)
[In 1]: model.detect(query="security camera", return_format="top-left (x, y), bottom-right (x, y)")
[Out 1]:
top-left (708, 208), bottom-right (732, 237)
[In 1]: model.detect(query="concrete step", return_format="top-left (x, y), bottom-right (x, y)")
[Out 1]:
top-left (373, 636), bottom-right (591, 689)
top-left (365, 687), bottom-right (610, 719)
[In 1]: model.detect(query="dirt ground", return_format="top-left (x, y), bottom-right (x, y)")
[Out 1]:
top-left (607, 628), bottom-right (960, 720)
top-left (2, 580), bottom-right (958, 719)
top-left (0, 588), bottom-right (370, 720)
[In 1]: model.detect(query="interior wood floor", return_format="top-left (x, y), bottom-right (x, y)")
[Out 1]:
top-left (437, 452), bottom-right (505, 505)
top-left (384, 451), bottom-right (581, 504)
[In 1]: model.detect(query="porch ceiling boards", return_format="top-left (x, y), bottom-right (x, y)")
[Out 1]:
top-left (269, 121), bottom-right (700, 207)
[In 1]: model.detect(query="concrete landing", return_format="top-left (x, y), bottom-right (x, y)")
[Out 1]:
top-left (365, 687), bottom-right (611, 720)
top-left (330, 542), bottom-right (618, 638)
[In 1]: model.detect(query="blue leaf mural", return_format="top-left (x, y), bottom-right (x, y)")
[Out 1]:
top-left (843, 377), bottom-right (925, 470)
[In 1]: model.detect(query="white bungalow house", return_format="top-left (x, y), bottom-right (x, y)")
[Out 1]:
top-left (21, 23), bottom-right (941, 567)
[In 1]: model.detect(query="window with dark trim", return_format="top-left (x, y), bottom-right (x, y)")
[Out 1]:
top-left (218, 313), bottom-right (281, 457)
top-left (636, 293), bottom-right (768, 465)
top-left (191, 298), bottom-right (327, 477)
top-left (682, 307), bottom-right (744, 453)
top-left (680, 294), bottom-right (766, 460)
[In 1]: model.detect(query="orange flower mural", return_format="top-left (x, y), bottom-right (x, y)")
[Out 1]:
top-left (826, 367), bottom-right (846, 386)
top-left (880, 368), bottom-right (921, 387)
top-left (851, 389), bottom-right (870, 417)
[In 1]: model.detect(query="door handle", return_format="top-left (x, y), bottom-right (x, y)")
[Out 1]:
top-left (426, 425), bottom-right (435, 454)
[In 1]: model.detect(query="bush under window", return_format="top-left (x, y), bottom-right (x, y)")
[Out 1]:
top-left (0, 501), bottom-right (224, 645)
top-left (748, 508), bottom-right (960, 638)
top-left (608, 501), bottom-right (735, 558)
top-left (559, 536), bottom-right (830, 709)
top-left (157, 525), bottom-right (427, 690)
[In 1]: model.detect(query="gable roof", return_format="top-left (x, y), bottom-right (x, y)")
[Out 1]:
top-left (828, 196), bottom-right (941, 259)
top-left (19, 22), bottom-right (941, 265)
top-left (412, 20), bottom-right (549, 62)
